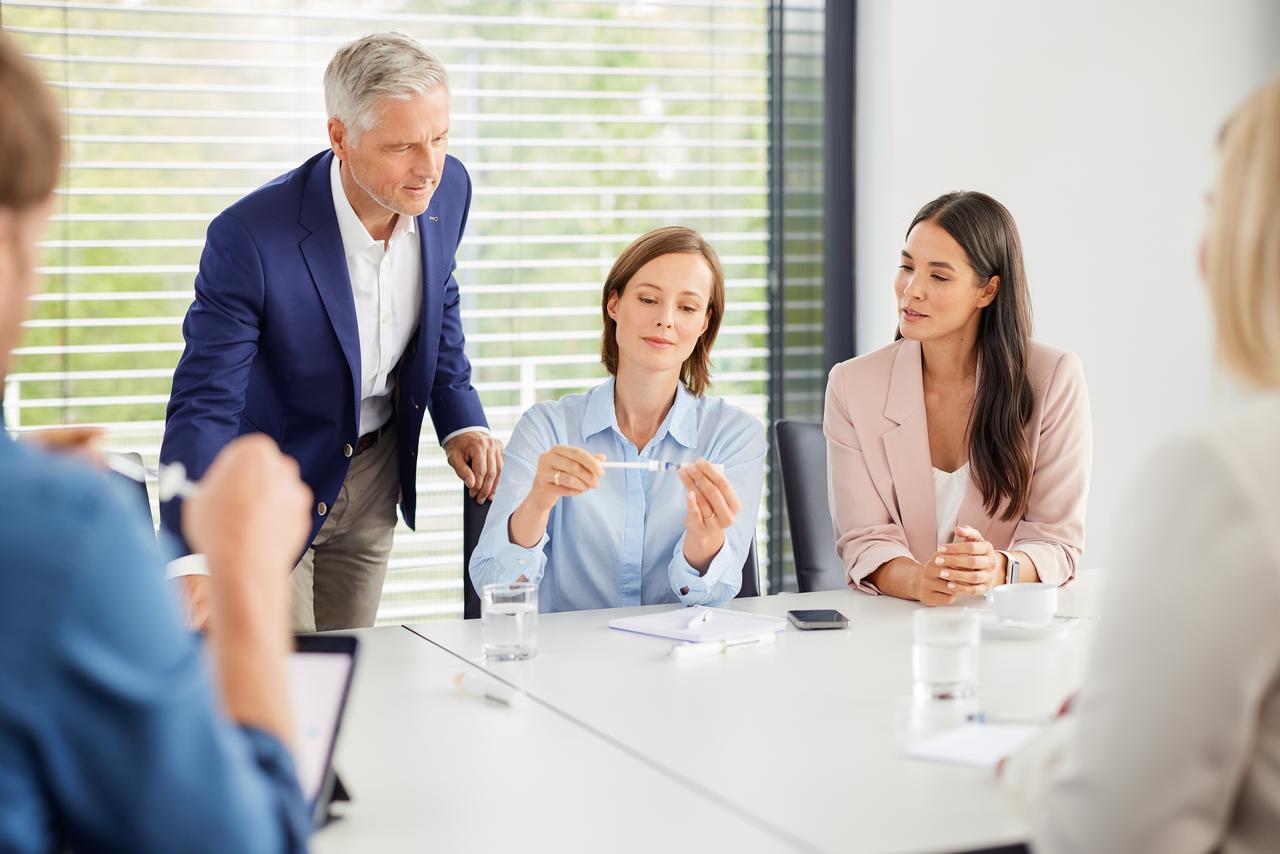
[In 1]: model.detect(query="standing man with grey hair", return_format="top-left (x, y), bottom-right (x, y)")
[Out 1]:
top-left (160, 32), bottom-right (503, 631)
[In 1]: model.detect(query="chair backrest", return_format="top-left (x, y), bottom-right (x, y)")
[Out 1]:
top-left (773, 419), bottom-right (847, 592)
top-left (738, 540), bottom-right (760, 598)
top-left (461, 490), bottom-right (489, 619)
top-left (461, 488), bottom-right (760, 618)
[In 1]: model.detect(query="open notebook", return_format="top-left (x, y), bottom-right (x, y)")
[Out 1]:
top-left (608, 607), bottom-right (787, 643)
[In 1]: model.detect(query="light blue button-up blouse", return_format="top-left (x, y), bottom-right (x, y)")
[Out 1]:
top-left (469, 378), bottom-right (767, 613)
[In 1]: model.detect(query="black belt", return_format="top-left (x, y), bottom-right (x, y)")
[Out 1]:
top-left (354, 417), bottom-right (395, 457)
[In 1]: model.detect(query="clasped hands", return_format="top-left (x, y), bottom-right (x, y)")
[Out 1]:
top-left (913, 524), bottom-right (1006, 606)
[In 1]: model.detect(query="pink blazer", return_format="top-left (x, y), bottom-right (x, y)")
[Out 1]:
top-left (823, 338), bottom-right (1092, 591)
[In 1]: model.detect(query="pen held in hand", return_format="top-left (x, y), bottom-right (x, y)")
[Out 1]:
top-left (600, 460), bottom-right (725, 473)
top-left (104, 452), bottom-right (199, 501)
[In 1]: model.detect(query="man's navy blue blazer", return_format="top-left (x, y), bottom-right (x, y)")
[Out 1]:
top-left (159, 149), bottom-right (487, 553)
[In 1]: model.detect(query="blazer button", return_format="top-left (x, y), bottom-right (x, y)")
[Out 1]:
top-left (317, 501), bottom-right (328, 517)
top-left (343, 443), bottom-right (354, 458)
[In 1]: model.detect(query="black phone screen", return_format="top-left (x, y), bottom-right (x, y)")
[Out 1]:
top-left (788, 609), bottom-right (848, 626)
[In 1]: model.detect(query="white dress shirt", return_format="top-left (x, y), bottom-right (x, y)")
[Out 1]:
top-left (329, 156), bottom-right (486, 445)
top-left (330, 155), bottom-right (425, 436)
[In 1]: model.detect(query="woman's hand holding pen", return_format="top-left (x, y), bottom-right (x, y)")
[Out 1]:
top-left (528, 445), bottom-right (605, 509)
top-left (508, 445), bottom-right (604, 550)
top-left (679, 459), bottom-right (740, 573)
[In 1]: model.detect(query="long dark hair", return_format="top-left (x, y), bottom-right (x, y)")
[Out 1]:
top-left (900, 192), bottom-right (1034, 521)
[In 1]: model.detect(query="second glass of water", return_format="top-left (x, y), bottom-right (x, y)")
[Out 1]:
top-left (912, 609), bottom-right (980, 702)
top-left (481, 582), bottom-right (538, 660)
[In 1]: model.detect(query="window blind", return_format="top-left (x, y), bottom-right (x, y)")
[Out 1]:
top-left (2, 0), bottom-right (780, 621)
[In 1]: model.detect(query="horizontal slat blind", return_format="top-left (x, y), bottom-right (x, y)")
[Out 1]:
top-left (3, 0), bottom-right (776, 621)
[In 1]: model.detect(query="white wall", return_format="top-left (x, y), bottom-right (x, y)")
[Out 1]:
top-left (855, 0), bottom-right (1280, 567)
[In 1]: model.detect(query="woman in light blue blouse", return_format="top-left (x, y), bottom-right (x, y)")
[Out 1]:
top-left (470, 227), bottom-right (767, 612)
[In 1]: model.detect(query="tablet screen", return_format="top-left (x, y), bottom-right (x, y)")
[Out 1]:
top-left (287, 649), bottom-right (355, 805)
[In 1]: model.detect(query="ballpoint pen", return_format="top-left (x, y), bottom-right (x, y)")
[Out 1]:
top-left (668, 631), bottom-right (776, 660)
top-left (104, 452), bottom-right (199, 501)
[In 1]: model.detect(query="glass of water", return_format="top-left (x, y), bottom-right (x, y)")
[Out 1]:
top-left (912, 608), bottom-right (980, 702)
top-left (481, 582), bottom-right (538, 660)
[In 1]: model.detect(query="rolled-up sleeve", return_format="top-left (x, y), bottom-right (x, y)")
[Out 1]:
top-left (823, 363), bottom-right (913, 594)
top-left (666, 413), bottom-right (766, 606)
top-left (469, 408), bottom-right (554, 589)
top-left (1012, 352), bottom-right (1092, 586)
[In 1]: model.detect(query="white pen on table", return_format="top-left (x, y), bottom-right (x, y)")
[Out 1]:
top-left (685, 607), bottom-right (714, 630)
top-left (453, 671), bottom-right (517, 707)
top-left (104, 452), bottom-right (199, 501)
top-left (668, 631), bottom-right (776, 661)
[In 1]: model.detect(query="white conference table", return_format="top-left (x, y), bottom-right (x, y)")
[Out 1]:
top-left (401, 582), bottom-right (1104, 854)
top-left (312, 623), bottom-right (801, 854)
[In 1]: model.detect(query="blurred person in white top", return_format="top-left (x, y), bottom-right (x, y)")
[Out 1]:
top-left (1030, 72), bottom-right (1280, 854)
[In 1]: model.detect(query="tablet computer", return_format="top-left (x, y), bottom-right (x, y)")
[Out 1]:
top-left (288, 634), bottom-right (359, 829)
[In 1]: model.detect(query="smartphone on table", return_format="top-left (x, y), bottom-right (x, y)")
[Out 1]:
top-left (786, 609), bottom-right (849, 630)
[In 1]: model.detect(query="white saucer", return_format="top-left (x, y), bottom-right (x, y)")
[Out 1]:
top-left (969, 610), bottom-right (1078, 641)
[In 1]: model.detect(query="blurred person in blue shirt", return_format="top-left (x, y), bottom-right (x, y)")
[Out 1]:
top-left (469, 227), bottom-right (767, 612)
top-left (0, 31), bottom-right (312, 853)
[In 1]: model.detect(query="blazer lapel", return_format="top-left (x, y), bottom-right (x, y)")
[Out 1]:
top-left (882, 339), bottom-right (938, 562)
top-left (298, 152), bottom-right (361, 431)
top-left (414, 196), bottom-right (443, 358)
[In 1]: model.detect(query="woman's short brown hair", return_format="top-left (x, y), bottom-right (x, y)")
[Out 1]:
top-left (599, 226), bottom-right (725, 396)
top-left (0, 30), bottom-right (62, 210)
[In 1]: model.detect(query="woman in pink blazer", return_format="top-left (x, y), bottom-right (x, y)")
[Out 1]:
top-left (824, 191), bottom-right (1091, 605)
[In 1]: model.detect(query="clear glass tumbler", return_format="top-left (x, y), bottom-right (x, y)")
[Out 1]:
top-left (912, 608), bottom-right (980, 701)
top-left (481, 582), bottom-right (538, 660)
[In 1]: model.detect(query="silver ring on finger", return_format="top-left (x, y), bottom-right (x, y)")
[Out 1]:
top-left (553, 470), bottom-right (561, 487)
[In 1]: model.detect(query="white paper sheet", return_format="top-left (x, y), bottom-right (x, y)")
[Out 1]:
top-left (608, 606), bottom-right (787, 643)
top-left (907, 722), bottom-right (1044, 769)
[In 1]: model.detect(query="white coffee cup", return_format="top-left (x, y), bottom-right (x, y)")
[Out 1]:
top-left (987, 582), bottom-right (1057, 625)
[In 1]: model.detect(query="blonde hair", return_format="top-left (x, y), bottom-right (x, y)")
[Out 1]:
top-left (1206, 73), bottom-right (1280, 387)
top-left (599, 227), bottom-right (725, 397)
top-left (0, 30), bottom-right (62, 210)
top-left (324, 32), bottom-right (448, 143)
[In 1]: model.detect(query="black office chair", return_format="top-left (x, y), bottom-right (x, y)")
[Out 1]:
top-left (462, 488), bottom-right (759, 619)
top-left (461, 490), bottom-right (487, 619)
top-left (773, 419), bottom-right (847, 592)
top-left (738, 540), bottom-right (759, 599)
